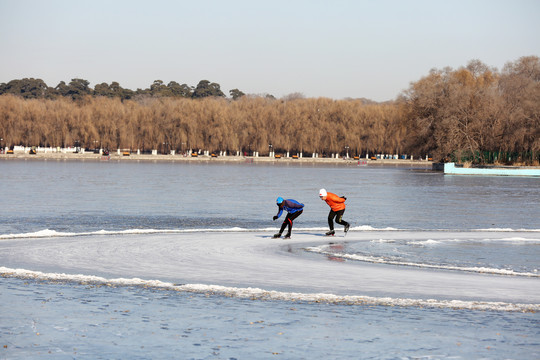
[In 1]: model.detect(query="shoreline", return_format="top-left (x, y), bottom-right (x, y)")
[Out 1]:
top-left (0, 152), bottom-right (434, 166)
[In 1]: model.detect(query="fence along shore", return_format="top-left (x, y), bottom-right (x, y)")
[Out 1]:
top-left (1, 146), bottom-right (433, 165)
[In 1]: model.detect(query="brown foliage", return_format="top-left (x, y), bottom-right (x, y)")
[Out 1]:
top-left (0, 94), bottom-right (404, 156)
top-left (401, 56), bottom-right (540, 163)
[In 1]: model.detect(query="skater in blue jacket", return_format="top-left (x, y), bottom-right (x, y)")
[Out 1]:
top-left (272, 197), bottom-right (304, 238)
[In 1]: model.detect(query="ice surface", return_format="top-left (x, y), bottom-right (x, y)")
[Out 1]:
top-left (1, 230), bottom-right (539, 311)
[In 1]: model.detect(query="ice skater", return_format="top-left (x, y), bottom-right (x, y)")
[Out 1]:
top-left (319, 188), bottom-right (350, 236)
top-left (272, 197), bottom-right (304, 238)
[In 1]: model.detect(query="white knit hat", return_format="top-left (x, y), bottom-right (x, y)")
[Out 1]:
top-left (319, 188), bottom-right (327, 197)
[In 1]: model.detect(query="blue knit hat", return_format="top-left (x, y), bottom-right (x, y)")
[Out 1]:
top-left (276, 197), bottom-right (284, 204)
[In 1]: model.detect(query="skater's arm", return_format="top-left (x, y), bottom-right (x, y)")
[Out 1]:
top-left (273, 208), bottom-right (283, 220)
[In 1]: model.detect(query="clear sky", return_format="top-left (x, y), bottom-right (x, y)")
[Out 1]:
top-left (1, 0), bottom-right (539, 102)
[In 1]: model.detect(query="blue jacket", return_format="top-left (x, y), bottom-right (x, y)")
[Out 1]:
top-left (276, 199), bottom-right (304, 218)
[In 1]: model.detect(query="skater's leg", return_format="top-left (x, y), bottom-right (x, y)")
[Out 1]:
top-left (326, 211), bottom-right (336, 236)
top-left (278, 220), bottom-right (288, 235)
top-left (273, 218), bottom-right (288, 237)
top-left (327, 211), bottom-right (336, 231)
top-left (335, 210), bottom-right (350, 232)
top-left (284, 210), bottom-right (302, 237)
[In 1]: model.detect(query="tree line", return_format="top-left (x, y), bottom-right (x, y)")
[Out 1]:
top-left (0, 78), bottom-right (245, 101)
top-left (1, 56), bottom-right (538, 164)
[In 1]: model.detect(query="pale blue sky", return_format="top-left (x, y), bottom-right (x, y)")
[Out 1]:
top-left (1, 0), bottom-right (538, 101)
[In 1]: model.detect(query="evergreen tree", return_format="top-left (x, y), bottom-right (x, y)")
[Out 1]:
top-left (192, 80), bottom-right (225, 98)
top-left (229, 88), bottom-right (245, 100)
top-left (0, 78), bottom-right (50, 99)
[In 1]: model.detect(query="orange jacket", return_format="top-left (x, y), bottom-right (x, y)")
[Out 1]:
top-left (324, 192), bottom-right (346, 211)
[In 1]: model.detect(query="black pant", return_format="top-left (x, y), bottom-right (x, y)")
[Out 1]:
top-left (328, 209), bottom-right (349, 231)
top-left (279, 210), bottom-right (303, 236)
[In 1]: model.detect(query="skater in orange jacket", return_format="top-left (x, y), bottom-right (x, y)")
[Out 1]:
top-left (319, 188), bottom-right (350, 236)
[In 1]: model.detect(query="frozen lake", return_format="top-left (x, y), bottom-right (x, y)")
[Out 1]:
top-left (1, 160), bottom-right (539, 358)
